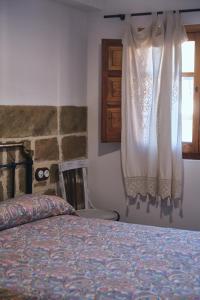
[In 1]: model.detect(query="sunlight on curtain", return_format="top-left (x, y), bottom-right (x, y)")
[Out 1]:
top-left (121, 12), bottom-right (187, 211)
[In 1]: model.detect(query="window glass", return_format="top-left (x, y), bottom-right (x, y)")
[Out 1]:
top-left (182, 77), bottom-right (194, 142)
top-left (182, 41), bottom-right (195, 73)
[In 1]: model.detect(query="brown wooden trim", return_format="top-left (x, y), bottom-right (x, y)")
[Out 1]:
top-left (196, 33), bottom-right (200, 152)
top-left (185, 25), bottom-right (200, 33)
top-left (182, 143), bottom-right (193, 154)
top-left (101, 39), bottom-right (122, 142)
top-left (192, 32), bottom-right (199, 152)
top-left (182, 32), bottom-right (195, 154)
top-left (182, 28), bottom-right (200, 158)
top-left (182, 73), bottom-right (195, 77)
top-left (183, 152), bottom-right (200, 159)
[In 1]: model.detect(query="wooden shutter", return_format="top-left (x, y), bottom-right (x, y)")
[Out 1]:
top-left (101, 39), bottom-right (122, 142)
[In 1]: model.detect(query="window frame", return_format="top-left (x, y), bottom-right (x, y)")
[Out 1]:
top-left (101, 26), bottom-right (200, 158)
top-left (182, 25), bottom-right (200, 159)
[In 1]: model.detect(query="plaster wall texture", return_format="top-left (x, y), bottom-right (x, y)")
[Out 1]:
top-left (0, 0), bottom-right (88, 106)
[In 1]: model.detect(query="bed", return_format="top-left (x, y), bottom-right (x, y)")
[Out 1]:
top-left (0, 194), bottom-right (200, 299)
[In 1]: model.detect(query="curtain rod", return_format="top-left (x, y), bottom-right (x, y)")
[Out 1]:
top-left (104, 8), bottom-right (200, 21)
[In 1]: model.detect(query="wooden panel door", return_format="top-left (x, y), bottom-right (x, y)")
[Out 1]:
top-left (101, 39), bottom-right (122, 142)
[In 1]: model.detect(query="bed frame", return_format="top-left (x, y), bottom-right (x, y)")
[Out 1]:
top-left (0, 143), bottom-right (33, 198)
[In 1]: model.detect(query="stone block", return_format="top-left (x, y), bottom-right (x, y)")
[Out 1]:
top-left (34, 181), bottom-right (47, 188)
top-left (6, 149), bottom-right (16, 163)
top-left (23, 140), bottom-right (32, 151)
top-left (44, 189), bottom-right (56, 196)
top-left (60, 106), bottom-right (87, 134)
top-left (19, 140), bottom-right (33, 161)
top-left (62, 136), bottom-right (87, 160)
top-left (0, 106), bottom-right (57, 138)
top-left (50, 164), bottom-right (59, 183)
top-left (35, 138), bottom-right (59, 161)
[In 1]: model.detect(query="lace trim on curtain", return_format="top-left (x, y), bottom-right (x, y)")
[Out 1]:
top-left (125, 176), bottom-right (182, 200)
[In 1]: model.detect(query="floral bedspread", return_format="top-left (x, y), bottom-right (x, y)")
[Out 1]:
top-left (0, 215), bottom-right (200, 299)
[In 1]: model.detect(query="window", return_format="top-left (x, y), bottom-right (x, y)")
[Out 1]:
top-left (182, 25), bottom-right (200, 159)
top-left (101, 25), bottom-right (200, 159)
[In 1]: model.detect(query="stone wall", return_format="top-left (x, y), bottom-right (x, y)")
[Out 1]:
top-left (0, 105), bottom-right (87, 201)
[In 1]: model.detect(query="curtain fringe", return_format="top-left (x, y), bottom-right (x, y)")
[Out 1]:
top-left (125, 193), bottom-right (183, 221)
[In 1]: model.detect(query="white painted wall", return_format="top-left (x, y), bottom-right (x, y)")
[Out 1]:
top-left (87, 9), bottom-right (200, 231)
top-left (1, 0), bottom-right (200, 230)
top-left (0, 0), bottom-right (88, 106)
top-left (104, 0), bottom-right (200, 14)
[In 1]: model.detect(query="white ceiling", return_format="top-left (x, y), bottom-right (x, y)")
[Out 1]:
top-left (55, 0), bottom-right (200, 14)
top-left (55, 0), bottom-right (105, 11)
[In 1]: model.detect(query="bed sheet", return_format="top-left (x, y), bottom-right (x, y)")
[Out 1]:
top-left (1, 215), bottom-right (200, 299)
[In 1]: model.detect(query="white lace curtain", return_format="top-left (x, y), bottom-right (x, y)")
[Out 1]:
top-left (121, 12), bottom-right (187, 206)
